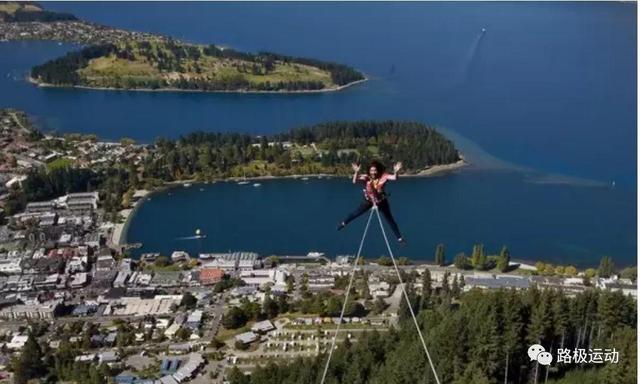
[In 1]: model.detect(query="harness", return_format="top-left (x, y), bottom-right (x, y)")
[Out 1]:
top-left (363, 175), bottom-right (388, 204)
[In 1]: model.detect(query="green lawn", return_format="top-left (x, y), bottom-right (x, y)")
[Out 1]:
top-left (47, 157), bottom-right (75, 171)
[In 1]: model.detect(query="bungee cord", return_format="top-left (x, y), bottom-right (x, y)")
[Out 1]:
top-left (320, 208), bottom-right (374, 384)
top-left (374, 206), bottom-right (441, 384)
top-left (320, 205), bottom-right (441, 384)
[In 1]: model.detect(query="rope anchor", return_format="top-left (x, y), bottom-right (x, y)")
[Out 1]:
top-left (320, 205), bottom-right (441, 384)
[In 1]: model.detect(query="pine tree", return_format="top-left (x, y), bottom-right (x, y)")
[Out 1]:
top-left (497, 245), bottom-right (510, 272)
top-left (454, 253), bottom-right (470, 270)
top-left (502, 290), bottom-right (524, 384)
top-left (441, 270), bottom-right (451, 297)
top-left (596, 290), bottom-right (627, 340)
top-left (421, 269), bottom-right (432, 309)
top-left (452, 363), bottom-right (491, 384)
top-left (471, 245), bottom-right (481, 268)
top-left (473, 297), bottom-right (502, 379)
top-left (228, 366), bottom-right (250, 384)
top-left (528, 290), bottom-right (554, 346)
top-left (435, 243), bottom-right (445, 266)
top-left (551, 292), bottom-right (570, 349)
top-left (398, 283), bottom-right (418, 321)
top-left (263, 294), bottom-right (279, 319)
top-left (451, 274), bottom-right (461, 299)
top-left (12, 333), bottom-right (44, 384)
top-left (600, 327), bottom-right (637, 384)
top-left (471, 244), bottom-right (486, 270)
top-left (598, 256), bottom-right (615, 278)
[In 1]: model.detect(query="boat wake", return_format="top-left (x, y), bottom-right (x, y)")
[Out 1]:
top-left (459, 28), bottom-right (487, 85)
top-left (175, 235), bottom-right (207, 240)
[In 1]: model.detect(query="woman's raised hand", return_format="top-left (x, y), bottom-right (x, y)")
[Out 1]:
top-left (352, 163), bottom-right (361, 172)
top-left (393, 162), bottom-right (403, 173)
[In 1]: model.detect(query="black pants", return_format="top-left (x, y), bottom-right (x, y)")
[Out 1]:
top-left (342, 199), bottom-right (402, 239)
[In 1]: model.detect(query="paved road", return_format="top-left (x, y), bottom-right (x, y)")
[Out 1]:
top-left (202, 291), bottom-right (228, 342)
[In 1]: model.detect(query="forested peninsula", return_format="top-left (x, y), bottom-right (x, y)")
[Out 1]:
top-left (30, 40), bottom-right (365, 92)
top-left (3, 118), bottom-right (462, 220)
top-left (145, 120), bottom-right (461, 180)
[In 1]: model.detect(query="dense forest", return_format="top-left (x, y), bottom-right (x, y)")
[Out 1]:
top-left (30, 40), bottom-right (365, 91)
top-left (274, 121), bottom-right (461, 170)
top-left (31, 44), bottom-right (114, 85)
top-left (227, 287), bottom-right (636, 384)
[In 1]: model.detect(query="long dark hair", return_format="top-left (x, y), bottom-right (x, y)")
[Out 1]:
top-left (369, 160), bottom-right (386, 176)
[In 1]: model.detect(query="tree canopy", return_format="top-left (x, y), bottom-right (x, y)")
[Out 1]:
top-left (228, 288), bottom-right (636, 384)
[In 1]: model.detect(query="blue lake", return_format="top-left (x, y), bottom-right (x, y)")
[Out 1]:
top-left (125, 172), bottom-right (634, 268)
top-left (0, 2), bottom-right (636, 265)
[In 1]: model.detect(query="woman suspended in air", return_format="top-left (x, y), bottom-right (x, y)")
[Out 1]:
top-left (337, 160), bottom-right (405, 243)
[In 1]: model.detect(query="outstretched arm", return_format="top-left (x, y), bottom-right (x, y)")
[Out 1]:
top-left (351, 163), bottom-right (362, 184)
top-left (386, 162), bottom-right (402, 181)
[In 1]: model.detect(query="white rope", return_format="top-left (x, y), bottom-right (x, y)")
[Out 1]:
top-left (320, 208), bottom-right (374, 384)
top-left (374, 207), bottom-right (442, 384)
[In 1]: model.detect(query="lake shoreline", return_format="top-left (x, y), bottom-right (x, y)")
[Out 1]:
top-left (137, 158), bottom-right (469, 197)
top-left (119, 159), bottom-right (468, 246)
top-left (27, 76), bottom-right (368, 94)
top-left (204, 159), bottom-right (468, 183)
top-left (112, 190), bottom-right (150, 246)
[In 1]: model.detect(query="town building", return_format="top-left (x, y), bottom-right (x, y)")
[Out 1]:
top-left (235, 331), bottom-right (258, 345)
top-left (185, 310), bottom-right (203, 330)
top-left (251, 319), bottom-right (275, 334)
top-left (596, 277), bottom-right (637, 298)
top-left (5, 335), bottom-right (28, 350)
top-left (0, 301), bottom-right (61, 320)
top-left (200, 252), bottom-right (261, 272)
top-left (240, 268), bottom-right (287, 288)
top-left (0, 259), bottom-right (21, 274)
top-left (198, 267), bottom-right (224, 285)
top-left (105, 295), bottom-right (183, 317)
top-left (464, 275), bottom-right (530, 291)
top-left (64, 192), bottom-right (99, 212)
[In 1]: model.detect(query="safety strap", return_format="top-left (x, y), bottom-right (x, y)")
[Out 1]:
top-left (320, 206), bottom-right (441, 384)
